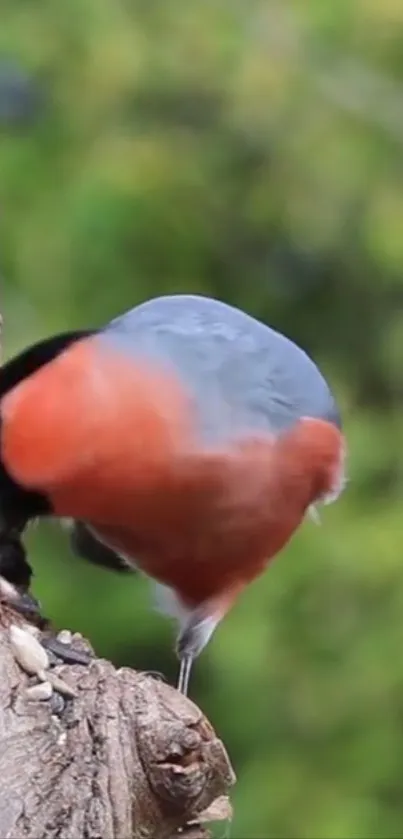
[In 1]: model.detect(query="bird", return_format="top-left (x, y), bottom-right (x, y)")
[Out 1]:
top-left (0, 294), bottom-right (346, 695)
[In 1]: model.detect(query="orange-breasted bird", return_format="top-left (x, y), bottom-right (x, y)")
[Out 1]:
top-left (0, 294), bottom-right (346, 694)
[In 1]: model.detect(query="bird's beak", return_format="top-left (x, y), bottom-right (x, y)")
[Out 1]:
top-left (307, 505), bottom-right (321, 525)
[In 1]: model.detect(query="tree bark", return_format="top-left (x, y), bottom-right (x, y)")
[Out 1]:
top-left (0, 604), bottom-right (235, 838)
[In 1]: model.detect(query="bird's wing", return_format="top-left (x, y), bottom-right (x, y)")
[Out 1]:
top-left (67, 520), bottom-right (136, 574)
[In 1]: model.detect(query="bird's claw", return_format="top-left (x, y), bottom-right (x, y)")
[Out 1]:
top-left (0, 575), bottom-right (48, 625)
top-left (0, 574), bottom-right (92, 667)
top-left (13, 591), bottom-right (44, 622)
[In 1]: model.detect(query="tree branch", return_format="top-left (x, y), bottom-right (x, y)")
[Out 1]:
top-left (0, 605), bottom-right (235, 838)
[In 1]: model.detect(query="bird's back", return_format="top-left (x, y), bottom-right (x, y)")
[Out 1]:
top-left (102, 294), bottom-right (341, 442)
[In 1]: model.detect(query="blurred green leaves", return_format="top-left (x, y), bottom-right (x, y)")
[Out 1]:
top-left (2, 1), bottom-right (403, 836)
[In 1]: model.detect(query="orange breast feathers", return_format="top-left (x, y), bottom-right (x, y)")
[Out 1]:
top-left (72, 419), bottom-right (345, 609)
top-left (1, 339), bottom-right (344, 611)
top-left (0, 337), bottom-right (198, 512)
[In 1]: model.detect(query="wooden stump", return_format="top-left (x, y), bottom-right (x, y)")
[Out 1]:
top-left (0, 608), bottom-right (235, 838)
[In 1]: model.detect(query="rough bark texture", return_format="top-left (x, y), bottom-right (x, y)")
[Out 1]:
top-left (0, 606), bottom-right (235, 839)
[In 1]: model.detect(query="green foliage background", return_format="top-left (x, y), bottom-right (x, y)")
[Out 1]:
top-left (2, 1), bottom-right (403, 836)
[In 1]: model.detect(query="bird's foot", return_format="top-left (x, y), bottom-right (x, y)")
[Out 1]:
top-left (177, 655), bottom-right (193, 696)
top-left (0, 535), bottom-right (48, 627)
top-left (0, 575), bottom-right (93, 667)
top-left (0, 575), bottom-right (47, 625)
top-left (175, 607), bottom-right (219, 695)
